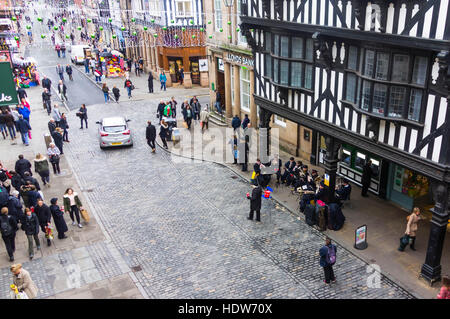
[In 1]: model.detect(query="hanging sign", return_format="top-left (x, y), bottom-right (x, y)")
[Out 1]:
top-left (324, 173), bottom-right (330, 187)
top-left (0, 62), bottom-right (19, 106)
top-left (217, 58), bottom-right (224, 72)
top-left (199, 59), bottom-right (208, 72)
top-left (354, 225), bottom-right (368, 250)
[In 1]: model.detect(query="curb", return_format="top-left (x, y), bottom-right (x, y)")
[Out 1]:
top-left (36, 70), bottom-right (70, 112)
top-left (153, 135), bottom-right (422, 299)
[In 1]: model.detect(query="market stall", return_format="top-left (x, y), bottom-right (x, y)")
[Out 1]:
top-left (101, 50), bottom-right (125, 78)
top-left (11, 56), bottom-right (39, 88)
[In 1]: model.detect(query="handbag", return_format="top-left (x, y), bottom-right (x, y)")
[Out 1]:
top-left (400, 235), bottom-right (410, 245)
top-left (28, 130), bottom-right (32, 139)
top-left (131, 84), bottom-right (135, 90)
top-left (182, 121), bottom-right (188, 129)
top-left (80, 209), bottom-right (90, 222)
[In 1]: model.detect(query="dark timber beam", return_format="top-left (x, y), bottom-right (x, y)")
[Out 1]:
top-left (254, 95), bottom-right (450, 183)
top-left (241, 17), bottom-right (450, 52)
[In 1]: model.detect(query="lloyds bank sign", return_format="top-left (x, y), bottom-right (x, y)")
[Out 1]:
top-left (0, 62), bottom-right (19, 107)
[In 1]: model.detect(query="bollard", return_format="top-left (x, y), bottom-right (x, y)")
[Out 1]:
top-left (44, 133), bottom-right (52, 149)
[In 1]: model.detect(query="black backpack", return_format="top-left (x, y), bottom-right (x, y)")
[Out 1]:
top-left (0, 215), bottom-right (13, 237)
top-left (0, 186), bottom-right (8, 207)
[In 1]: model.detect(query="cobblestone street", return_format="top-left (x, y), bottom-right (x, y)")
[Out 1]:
top-left (61, 99), bottom-right (415, 299)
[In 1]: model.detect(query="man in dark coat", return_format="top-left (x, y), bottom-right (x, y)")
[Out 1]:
top-left (0, 207), bottom-right (18, 261)
top-left (17, 87), bottom-right (27, 101)
top-left (52, 128), bottom-right (64, 155)
top-left (157, 100), bottom-right (165, 122)
top-left (146, 121), bottom-right (156, 153)
top-left (65, 64), bottom-right (73, 81)
top-left (148, 72), bottom-right (154, 93)
top-left (231, 115), bottom-right (241, 136)
top-left (10, 172), bottom-right (23, 192)
top-left (42, 88), bottom-right (52, 115)
top-left (247, 185), bottom-right (262, 222)
top-left (49, 198), bottom-right (67, 239)
top-left (48, 119), bottom-right (57, 135)
top-left (42, 76), bottom-right (52, 91)
top-left (21, 208), bottom-right (40, 259)
top-left (16, 116), bottom-right (31, 146)
top-left (112, 86), bottom-right (120, 102)
top-left (7, 191), bottom-right (22, 222)
top-left (15, 155), bottom-right (32, 178)
top-left (319, 237), bottom-right (337, 284)
top-left (23, 172), bottom-right (40, 191)
top-left (34, 199), bottom-right (52, 246)
top-left (361, 160), bottom-right (372, 197)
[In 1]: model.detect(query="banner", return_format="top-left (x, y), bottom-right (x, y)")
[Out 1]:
top-left (0, 62), bottom-right (19, 106)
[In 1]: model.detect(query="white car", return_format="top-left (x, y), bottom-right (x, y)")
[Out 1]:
top-left (70, 44), bottom-right (90, 64)
top-left (96, 116), bottom-right (133, 149)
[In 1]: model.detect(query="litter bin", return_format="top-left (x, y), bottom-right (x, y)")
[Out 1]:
top-left (164, 117), bottom-right (177, 141)
top-left (44, 133), bottom-right (52, 149)
top-left (172, 128), bottom-right (180, 143)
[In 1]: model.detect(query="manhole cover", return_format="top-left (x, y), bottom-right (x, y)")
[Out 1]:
top-left (131, 265), bottom-right (142, 272)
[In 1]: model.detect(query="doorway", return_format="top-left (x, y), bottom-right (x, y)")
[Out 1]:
top-left (216, 69), bottom-right (225, 111)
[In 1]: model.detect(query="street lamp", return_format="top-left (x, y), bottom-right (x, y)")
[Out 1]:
top-left (223, 0), bottom-right (234, 7)
top-left (223, 0), bottom-right (234, 43)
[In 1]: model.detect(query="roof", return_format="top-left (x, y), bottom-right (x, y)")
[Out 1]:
top-left (102, 116), bottom-right (126, 126)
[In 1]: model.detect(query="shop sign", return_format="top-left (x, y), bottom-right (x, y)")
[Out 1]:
top-left (324, 173), bottom-right (329, 187)
top-left (226, 53), bottom-right (254, 67)
top-left (0, 62), bottom-right (19, 106)
top-left (199, 59), bottom-right (208, 72)
top-left (354, 225), bottom-right (368, 250)
top-left (217, 58), bottom-right (224, 72)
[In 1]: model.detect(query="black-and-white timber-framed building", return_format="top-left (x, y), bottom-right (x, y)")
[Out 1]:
top-left (240, 0), bottom-right (450, 284)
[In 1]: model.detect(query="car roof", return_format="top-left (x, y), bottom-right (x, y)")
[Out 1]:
top-left (102, 117), bottom-right (127, 126)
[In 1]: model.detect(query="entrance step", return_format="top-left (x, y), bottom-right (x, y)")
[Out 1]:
top-left (209, 112), bottom-right (228, 127)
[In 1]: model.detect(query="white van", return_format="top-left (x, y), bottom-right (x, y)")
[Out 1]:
top-left (70, 45), bottom-right (91, 64)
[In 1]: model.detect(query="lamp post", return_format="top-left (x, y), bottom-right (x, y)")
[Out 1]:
top-left (223, 0), bottom-right (234, 44)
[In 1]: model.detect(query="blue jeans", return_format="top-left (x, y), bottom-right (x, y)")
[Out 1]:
top-left (104, 92), bottom-right (109, 102)
top-left (62, 51), bottom-right (65, 58)
top-left (59, 73), bottom-right (64, 81)
top-left (127, 87), bottom-right (132, 97)
top-left (85, 65), bottom-right (89, 73)
top-left (215, 102), bottom-right (222, 114)
top-left (160, 81), bottom-right (166, 91)
top-left (7, 126), bottom-right (16, 138)
top-left (20, 132), bottom-right (29, 145)
top-left (95, 76), bottom-right (101, 82)
top-left (0, 123), bottom-right (6, 134)
top-left (57, 51), bottom-right (60, 58)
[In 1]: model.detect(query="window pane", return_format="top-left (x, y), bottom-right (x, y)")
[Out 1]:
top-left (273, 59), bottom-right (279, 83)
top-left (292, 37), bottom-right (303, 59)
top-left (392, 55), bottom-right (409, 82)
top-left (264, 55), bottom-right (272, 77)
top-left (185, 2), bottom-right (191, 13)
top-left (305, 39), bottom-right (313, 61)
top-left (364, 50), bottom-right (375, 77)
top-left (291, 62), bottom-right (302, 87)
top-left (280, 36), bottom-right (289, 57)
top-left (372, 83), bottom-right (387, 115)
top-left (214, 0), bottom-right (222, 29)
top-left (264, 32), bottom-right (271, 52)
top-left (388, 86), bottom-right (406, 118)
top-left (345, 73), bottom-right (357, 103)
top-left (361, 80), bottom-right (371, 111)
top-left (408, 89), bottom-right (422, 121)
top-left (412, 56), bottom-right (427, 85)
top-left (348, 46), bottom-right (358, 70)
top-left (273, 34), bottom-right (279, 56)
top-left (280, 60), bottom-right (289, 85)
top-left (304, 64), bottom-right (312, 89)
top-left (375, 52), bottom-right (389, 80)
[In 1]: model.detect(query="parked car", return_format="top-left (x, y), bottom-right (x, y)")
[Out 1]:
top-left (70, 44), bottom-right (90, 64)
top-left (96, 116), bottom-right (133, 148)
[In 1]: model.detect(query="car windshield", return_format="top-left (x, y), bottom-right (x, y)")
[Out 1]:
top-left (103, 125), bottom-right (126, 133)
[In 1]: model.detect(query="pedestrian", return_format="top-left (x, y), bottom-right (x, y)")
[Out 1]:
top-left (34, 153), bottom-right (50, 187)
top-left (179, 67), bottom-right (184, 84)
top-left (34, 199), bottom-right (52, 247)
top-left (61, 43), bottom-right (66, 58)
top-left (134, 59), bottom-right (140, 76)
top-left (63, 188), bottom-right (83, 228)
top-left (42, 76), bottom-right (52, 91)
top-left (89, 58), bottom-right (96, 74)
top-left (17, 104), bottom-right (30, 124)
top-left (112, 86), bottom-right (120, 102)
top-left (10, 264), bottom-right (38, 299)
top-left (9, 172), bottom-right (23, 193)
top-left (17, 86), bottom-right (27, 101)
top-left (17, 115), bottom-right (31, 146)
top-left (399, 207), bottom-right (422, 251)
top-left (7, 190), bottom-right (22, 222)
top-left (148, 72), bottom-right (153, 93)
top-left (65, 64), bottom-right (73, 81)
top-left (20, 182), bottom-right (40, 209)
top-left (78, 104), bottom-right (88, 129)
top-left (49, 198), bottom-right (68, 239)
top-left (146, 121), bottom-right (156, 153)
top-left (56, 64), bottom-right (64, 81)
top-left (126, 58), bottom-right (132, 72)
top-left (241, 135), bottom-right (249, 172)
top-left (0, 110), bottom-right (8, 139)
top-left (247, 184), bottom-right (262, 222)
top-left (231, 115), bottom-right (241, 137)
top-left (102, 83), bottom-right (110, 103)
top-left (23, 171), bottom-right (40, 191)
top-left (57, 80), bottom-right (67, 102)
top-left (160, 72), bottom-right (167, 91)
top-left (48, 118), bottom-right (56, 135)
top-left (319, 237), bottom-right (337, 284)
top-left (3, 110), bottom-right (16, 141)
top-left (21, 98), bottom-right (31, 111)
top-left (361, 160), bottom-right (372, 197)
top-left (200, 107), bottom-right (209, 133)
top-left (159, 119), bottom-right (169, 149)
top-left (242, 114), bottom-right (250, 130)
top-left (15, 155), bottom-right (32, 180)
top-left (124, 78), bottom-right (133, 98)
top-left (59, 113), bottom-right (69, 142)
top-left (182, 105), bottom-right (193, 129)
top-left (157, 100), bottom-right (165, 122)
top-left (437, 275), bottom-right (450, 299)
top-left (1, 207), bottom-right (18, 262)
top-left (47, 143), bottom-right (61, 175)
top-left (170, 97), bottom-right (177, 118)
top-left (55, 43), bottom-right (61, 58)
top-left (94, 67), bottom-right (102, 83)
top-left (215, 90), bottom-right (222, 114)
top-left (42, 88), bottom-right (52, 115)
top-left (191, 98), bottom-right (201, 121)
top-left (20, 207), bottom-right (40, 260)
top-left (52, 127), bottom-right (64, 155)
top-left (84, 58), bottom-right (90, 73)
top-left (51, 104), bottom-right (62, 126)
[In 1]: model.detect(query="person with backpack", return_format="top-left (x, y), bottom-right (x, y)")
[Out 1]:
top-left (124, 78), bottom-right (133, 98)
top-left (319, 237), bottom-right (337, 284)
top-left (21, 208), bottom-right (40, 260)
top-left (34, 199), bottom-right (52, 247)
top-left (1, 207), bottom-right (18, 262)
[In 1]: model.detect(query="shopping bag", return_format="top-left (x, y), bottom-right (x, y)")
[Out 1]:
top-left (80, 209), bottom-right (90, 222)
top-left (400, 235), bottom-right (410, 245)
top-left (182, 121), bottom-right (188, 129)
top-left (28, 130), bottom-right (32, 139)
top-left (45, 225), bottom-right (54, 240)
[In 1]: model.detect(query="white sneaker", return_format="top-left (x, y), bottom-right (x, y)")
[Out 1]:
top-left (78, 224), bottom-right (83, 228)
top-left (72, 221), bottom-right (76, 226)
